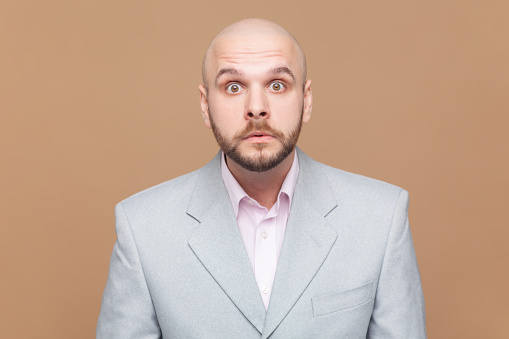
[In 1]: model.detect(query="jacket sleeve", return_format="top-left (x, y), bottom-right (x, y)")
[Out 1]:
top-left (367, 189), bottom-right (427, 338)
top-left (97, 202), bottom-right (162, 339)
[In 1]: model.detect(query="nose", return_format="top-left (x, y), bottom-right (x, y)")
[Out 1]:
top-left (245, 86), bottom-right (270, 120)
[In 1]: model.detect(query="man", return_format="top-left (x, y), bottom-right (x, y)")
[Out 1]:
top-left (97, 18), bottom-right (426, 338)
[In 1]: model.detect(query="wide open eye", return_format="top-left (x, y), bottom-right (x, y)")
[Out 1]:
top-left (269, 81), bottom-right (285, 92)
top-left (226, 83), bottom-right (242, 93)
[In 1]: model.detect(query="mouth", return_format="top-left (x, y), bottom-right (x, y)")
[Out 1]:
top-left (244, 131), bottom-right (275, 143)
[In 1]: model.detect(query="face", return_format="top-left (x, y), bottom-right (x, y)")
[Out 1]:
top-left (199, 34), bottom-right (312, 172)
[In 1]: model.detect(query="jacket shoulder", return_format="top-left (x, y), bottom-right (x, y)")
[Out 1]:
top-left (304, 158), bottom-right (408, 216)
top-left (119, 168), bottom-right (200, 211)
top-left (297, 148), bottom-right (404, 196)
top-left (320, 162), bottom-right (404, 195)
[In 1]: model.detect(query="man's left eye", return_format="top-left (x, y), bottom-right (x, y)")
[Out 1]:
top-left (269, 82), bottom-right (285, 91)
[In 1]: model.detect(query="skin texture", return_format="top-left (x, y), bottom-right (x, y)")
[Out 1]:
top-left (199, 19), bottom-right (313, 209)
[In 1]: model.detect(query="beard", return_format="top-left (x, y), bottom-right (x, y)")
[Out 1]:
top-left (209, 111), bottom-right (303, 172)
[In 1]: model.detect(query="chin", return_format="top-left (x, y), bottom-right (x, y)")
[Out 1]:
top-left (228, 144), bottom-right (294, 173)
top-left (243, 143), bottom-right (282, 158)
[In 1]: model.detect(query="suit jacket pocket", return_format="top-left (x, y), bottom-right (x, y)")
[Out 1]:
top-left (312, 280), bottom-right (373, 318)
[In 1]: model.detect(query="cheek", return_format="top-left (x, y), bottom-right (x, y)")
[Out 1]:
top-left (209, 98), bottom-right (244, 121)
top-left (208, 102), bottom-right (245, 136)
top-left (270, 95), bottom-right (303, 120)
top-left (209, 94), bottom-right (243, 116)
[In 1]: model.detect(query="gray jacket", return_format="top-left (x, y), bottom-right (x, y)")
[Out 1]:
top-left (97, 149), bottom-right (426, 338)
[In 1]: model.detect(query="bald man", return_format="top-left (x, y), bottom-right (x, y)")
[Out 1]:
top-left (97, 19), bottom-right (426, 338)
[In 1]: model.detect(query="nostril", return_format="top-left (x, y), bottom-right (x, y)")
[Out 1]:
top-left (260, 112), bottom-right (267, 117)
top-left (248, 112), bottom-right (254, 117)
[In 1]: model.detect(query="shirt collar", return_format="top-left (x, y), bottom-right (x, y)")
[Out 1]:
top-left (221, 150), bottom-right (300, 217)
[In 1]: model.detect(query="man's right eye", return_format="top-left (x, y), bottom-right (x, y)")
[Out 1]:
top-left (226, 83), bottom-right (242, 93)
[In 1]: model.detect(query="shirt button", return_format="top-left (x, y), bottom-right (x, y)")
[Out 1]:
top-left (261, 232), bottom-right (268, 239)
top-left (262, 286), bottom-right (269, 294)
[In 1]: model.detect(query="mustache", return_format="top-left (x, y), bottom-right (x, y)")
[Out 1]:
top-left (233, 120), bottom-right (285, 140)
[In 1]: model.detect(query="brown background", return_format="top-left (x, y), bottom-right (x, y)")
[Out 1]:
top-left (1, 1), bottom-right (508, 338)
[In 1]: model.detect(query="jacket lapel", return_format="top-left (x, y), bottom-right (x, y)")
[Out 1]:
top-left (262, 149), bottom-right (339, 338)
top-left (187, 152), bottom-right (266, 333)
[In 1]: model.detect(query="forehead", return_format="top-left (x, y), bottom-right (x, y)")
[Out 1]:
top-left (209, 35), bottom-right (301, 77)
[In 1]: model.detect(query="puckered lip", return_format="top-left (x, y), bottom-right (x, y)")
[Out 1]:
top-left (244, 131), bottom-right (274, 139)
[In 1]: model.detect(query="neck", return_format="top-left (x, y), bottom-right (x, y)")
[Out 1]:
top-left (226, 150), bottom-right (295, 210)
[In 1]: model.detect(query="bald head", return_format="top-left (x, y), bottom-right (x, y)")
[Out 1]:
top-left (201, 18), bottom-right (307, 89)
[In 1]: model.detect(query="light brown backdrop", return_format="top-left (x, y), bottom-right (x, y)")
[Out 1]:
top-left (1, 1), bottom-right (508, 338)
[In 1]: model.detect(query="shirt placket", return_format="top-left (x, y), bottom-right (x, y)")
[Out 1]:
top-left (254, 215), bottom-right (277, 309)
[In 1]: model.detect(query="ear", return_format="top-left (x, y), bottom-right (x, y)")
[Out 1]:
top-left (302, 79), bottom-right (313, 124)
top-left (198, 85), bottom-right (212, 129)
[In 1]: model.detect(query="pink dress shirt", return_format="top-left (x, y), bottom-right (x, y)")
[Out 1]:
top-left (221, 151), bottom-right (299, 310)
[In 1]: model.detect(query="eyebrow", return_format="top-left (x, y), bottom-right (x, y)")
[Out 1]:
top-left (215, 68), bottom-right (244, 86)
top-left (268, 66), bottom-right (295, 81)
top-left (214, 66), bottom-right (296, 86)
